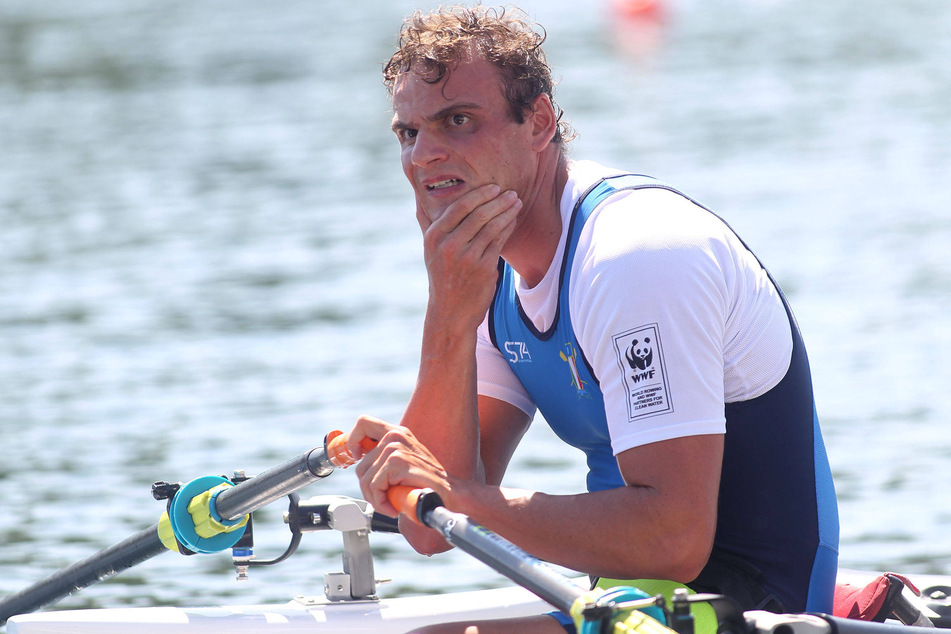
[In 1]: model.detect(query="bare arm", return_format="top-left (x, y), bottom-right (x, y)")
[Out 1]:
top-left (376, 184), bottom-right (523, 551)
top-left (349, 180), bottom-right (720, 574)
top-left (383, 397), bottom-right (530, 554)
top-left (401, 182), bottom-right (520, 462)
top-left (446, 433), bottom-right (722, 581)
top-left (353, 423), bottom-right (722, 582)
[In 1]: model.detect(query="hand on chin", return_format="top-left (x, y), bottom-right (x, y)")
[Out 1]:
top-left (416, 188), bottom-right (469, 229)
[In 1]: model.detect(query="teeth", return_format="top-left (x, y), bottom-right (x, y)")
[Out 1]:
top-left (428, 179), bottom-right (460, 190)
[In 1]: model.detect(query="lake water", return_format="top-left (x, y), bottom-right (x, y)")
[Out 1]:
top-left (2, 0), bottom-right (950, 617)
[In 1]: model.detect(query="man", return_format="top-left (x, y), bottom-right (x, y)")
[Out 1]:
top-left (345, 6), bottom-right (839, 633)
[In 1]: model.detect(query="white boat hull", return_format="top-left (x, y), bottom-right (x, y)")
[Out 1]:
top-left (6, 583), bottom-right (554, 633)
top-left (9, 569), bottom-right (951, 634)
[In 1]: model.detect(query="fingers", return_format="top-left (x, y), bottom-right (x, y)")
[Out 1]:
top-left (346, 419), bottom-right (447, 518)
top-left (478, 192), bottom-right (521, 259)
top-left (359, 439), bottom-right (419, 517)
top-left (421, 185), bottom-right (520, 321)
top-left (415, 201), bottom-right (432, 234)
top-left (440, 184), bottom-right (504, 233)
top-left (430, 184), bottom-right (521, 257)
top-left (472, 190), bottom-right (521, 259)
top-left (345, 414), bottom-right (393, 462)
top-left (345, 417), bottom-right (405, 516)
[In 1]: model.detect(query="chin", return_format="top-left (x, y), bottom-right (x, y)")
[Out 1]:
top-left (421, 200), bottom-right (455, 223)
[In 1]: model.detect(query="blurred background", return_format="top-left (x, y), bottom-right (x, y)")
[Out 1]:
top-left (1, 0), bottom-right (950, 614)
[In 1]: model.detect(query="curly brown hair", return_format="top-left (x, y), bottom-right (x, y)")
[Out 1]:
top-left (383, 4), bottom-right (575, 145)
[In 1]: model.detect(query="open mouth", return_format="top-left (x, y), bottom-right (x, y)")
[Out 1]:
top-left (427, 179), bottom-right (462, 191)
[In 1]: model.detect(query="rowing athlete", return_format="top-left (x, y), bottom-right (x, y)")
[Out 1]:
top-left (343, 5), bottom-right (839, 634)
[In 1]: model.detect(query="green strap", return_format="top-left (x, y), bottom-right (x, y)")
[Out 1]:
top-left (596, 578), bottom-right (718, 634)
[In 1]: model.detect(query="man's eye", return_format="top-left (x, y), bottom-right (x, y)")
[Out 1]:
top-left (398, 128), bottom-right (418, 142)
top-left (449, 114), bottom-right (469, 126)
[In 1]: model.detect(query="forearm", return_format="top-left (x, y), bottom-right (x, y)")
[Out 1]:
top-left (393, 303), bottom-right (489, 554)
top-left (400, 301), bottom-right (484, 481)
top-left (447, 480), bottom-right (715, 582)
top-left (400, 181), bottom-right (523, 482)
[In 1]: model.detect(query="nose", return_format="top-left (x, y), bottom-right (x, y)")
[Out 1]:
top-left (409, 130), bottom-right (449, 167)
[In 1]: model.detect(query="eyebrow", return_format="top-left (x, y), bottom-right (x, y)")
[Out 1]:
top-left (391, 102), bottom-right (483, 133)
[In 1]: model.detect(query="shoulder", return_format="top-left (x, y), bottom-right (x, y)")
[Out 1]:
top-left (566, 184), bottom-right (750, 341)
top-left (595, 185), bottom-right (724, 237)
top-left (577, 186), bottom-right (736, 282)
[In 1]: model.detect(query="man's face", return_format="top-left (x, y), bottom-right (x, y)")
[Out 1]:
top-left (391, 55), bottom-right (538, 223)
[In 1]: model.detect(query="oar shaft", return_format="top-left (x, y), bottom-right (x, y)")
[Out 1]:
top-left (0, 524), bottom-right (165, 624)
top-left (0, 441), bottom-right (339, 624)
top-left (422, 504), bottom-right (585, 613)
top-left (214, 446), bottom-right (334, 520)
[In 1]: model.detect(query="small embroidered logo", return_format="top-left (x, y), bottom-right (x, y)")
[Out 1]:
top-left (504, 341), bottom-right (532, 363)
top-left (559, 343), bottom-right (589, 396)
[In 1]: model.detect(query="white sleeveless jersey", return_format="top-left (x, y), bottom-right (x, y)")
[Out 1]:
top-left (476, 160), bottom-right (793, 455)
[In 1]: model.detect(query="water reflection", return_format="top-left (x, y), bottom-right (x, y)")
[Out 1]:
top-left (1, 0), bottom-right (950, 613)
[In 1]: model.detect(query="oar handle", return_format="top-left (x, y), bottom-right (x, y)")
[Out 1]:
top-left (325, 429), bottom-right (379, 468)
top-left (324, 430), bottom-right (428, 523)
top-left (386, 485), bottom-right (427, 521)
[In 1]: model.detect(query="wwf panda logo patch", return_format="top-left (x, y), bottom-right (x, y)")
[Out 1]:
top-left (612, 324), bottom-right (673, 421)
top-left (625, 337), bottom-right (653, 371)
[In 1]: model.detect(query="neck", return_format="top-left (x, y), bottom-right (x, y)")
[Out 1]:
top-left (501, 149), bottom-right (570, 288)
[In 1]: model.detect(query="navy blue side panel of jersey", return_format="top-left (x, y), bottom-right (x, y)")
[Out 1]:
top-left (487, 174), bottom-right (838, 613)
top-left (713, 298), bottom-right (838, 613)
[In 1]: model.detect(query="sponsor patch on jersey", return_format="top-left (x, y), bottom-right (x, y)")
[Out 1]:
top-left (612, 323), bottom-right (673, 421)
top-left (503, 341), bottom-right (532, 363)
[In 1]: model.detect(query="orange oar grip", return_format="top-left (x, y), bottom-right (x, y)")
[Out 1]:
top-left (386, 485), bottom-right (424, 524)
top-left (325, 430), bottom-right (379, 468)
top-left (325, 431), bottom-right (428, 523)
